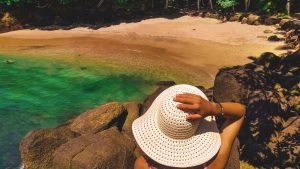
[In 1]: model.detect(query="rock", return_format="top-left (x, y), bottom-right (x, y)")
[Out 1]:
top-left (203, 12), bottom-right (220, 19)
top-left (142, 81), bottom-right (175, 114)
top-left (20, 102), bottom-right (140, 169)
top-left (241, 17), bottom-right (248, 24)
top-left (265, 16), bottom-right (281, 25)
top-left (1, 12), bottom-right (17, 27)
top-left (122, 102), bottom-right (141, 138)
top-left (213, 52), bottom-right (300, 168)
top-left (281, 116), bottom-right (300, 136)
top-left (279, 19), bottom-right (291, 27)
top-left (19, 126), bottom-right (79, 169)
top-left (267, 35), bottom-right (282, 41)
top-left (0, 12), bottom-right (22, 32)
top-left (293, 13), bottom-right (300, 20)
top-left (275, 44), bottom-right (296, 50)
top-left (225, 138), bottom-right (241, 169)
top-left (254, 21), bottom-right (261, 25)
top-left (268, 116), bottom-right (300, 167)
top-left (213, 70), bottom-right (247, 103)
top-left (263, 29), bottom-right (273, 34)
top-left (52, 127), bottom-right (135, 169)
top-left (247, 14), bottom-right (260, 25)
top-left (239, 13), bottom-right (250, 22)
top-left (196, 86), bottom-right (213, 100)
top-left (70, 102), bottom-right (126, 134)
top-left (156, 81), bottom-right (176, 86)
top-left (229, 14), bottom-right (240, 22)
top-left (280, 20), bottom-right (300, 30)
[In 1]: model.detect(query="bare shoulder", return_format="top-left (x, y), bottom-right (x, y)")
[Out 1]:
top-left (134, 156), bottom-right (149, 169)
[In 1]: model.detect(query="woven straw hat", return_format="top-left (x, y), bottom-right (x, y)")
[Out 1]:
top-left (132, 84), bottom-right (221, 168)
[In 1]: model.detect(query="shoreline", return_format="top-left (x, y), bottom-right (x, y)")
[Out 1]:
top-left (0, 16), bottom-right (285, 87)
top-left (0, 16), bottom-right (283, 45)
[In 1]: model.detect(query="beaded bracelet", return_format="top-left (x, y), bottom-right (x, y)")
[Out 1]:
top-left (215, 102), bottom-right (224, 116)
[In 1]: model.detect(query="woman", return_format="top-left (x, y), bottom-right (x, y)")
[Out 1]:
top-left (132, 84), bottom-right (245, 169)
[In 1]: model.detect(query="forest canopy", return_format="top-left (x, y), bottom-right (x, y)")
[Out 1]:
top-left (0, 0), bottom-right (298, 15)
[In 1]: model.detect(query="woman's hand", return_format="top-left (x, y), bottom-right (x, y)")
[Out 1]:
top-left (173, 93), bottom-right (215, 120)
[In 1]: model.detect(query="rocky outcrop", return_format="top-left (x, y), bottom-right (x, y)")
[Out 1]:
top-left (19, 51), bottom-right (299, 169)
top-left (279, 19), bottom-right (300, 53)
top-left (20, 102), bottom-right (140, 169)
top-left (20, 81), bottom-right (241, 169)
top-left (214, 52), bottom-right (300, 168)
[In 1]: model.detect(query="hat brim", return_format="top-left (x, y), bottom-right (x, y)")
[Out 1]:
top-left (132, 85), bottom-right (221, 168)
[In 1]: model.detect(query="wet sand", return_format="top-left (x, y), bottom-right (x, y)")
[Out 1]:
top-left (0, 16), bottom-right (284, 87)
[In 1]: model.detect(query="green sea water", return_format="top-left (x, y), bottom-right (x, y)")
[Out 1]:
top-left (0, 54), bottom-right (158, 169)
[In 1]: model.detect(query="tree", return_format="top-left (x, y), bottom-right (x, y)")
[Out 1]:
top-left (286, 0), bottom-right (291, 15)
top-left (245, 0), bottom-right (250, 11)
top-left (165, 0), bottom-right (169, 9)
top-left (197, 0), bottom-right (213, 11)
top-left (209, 0), bottom-right (214, 10)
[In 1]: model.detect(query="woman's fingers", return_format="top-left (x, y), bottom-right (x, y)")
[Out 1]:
top-left (173, 97), bottom-right (195, 104)
top-left (176, 103), bottom-right (199, 111)
top-left (175, 93), bottom-right (200, 100)
top-left (186, 113), bottom-right (202, 120)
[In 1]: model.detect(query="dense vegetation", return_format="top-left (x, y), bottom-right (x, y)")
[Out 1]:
top-left (0, 0), bottom-right (299, 29)
top-left (0, 0), bottom-right (299, 14)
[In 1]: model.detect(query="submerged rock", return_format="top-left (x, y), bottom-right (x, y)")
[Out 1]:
top-left (3, 60), bottom-right (15, 64)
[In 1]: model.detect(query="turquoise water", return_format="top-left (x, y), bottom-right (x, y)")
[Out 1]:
top-left (0, 55), bottom-right (157, 169)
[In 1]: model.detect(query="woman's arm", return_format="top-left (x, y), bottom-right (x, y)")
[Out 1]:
top-left (207, 103), bottom-right (245, 169)
top-left (174, 94), bottom-right (246, 169)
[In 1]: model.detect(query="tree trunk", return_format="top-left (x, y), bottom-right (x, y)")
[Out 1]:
top-left (152, 0), bottom-right (154, 9)
top-left (286, 0), bottom-right (291, 16)
top-left (209, 0), bottom-right (213, 10)
top-left (245, 0), bottom-right (251, 11)
top-left (165, 0), bottom-right (169, 9)
top-left (197, 0), bottom-right (200, 11)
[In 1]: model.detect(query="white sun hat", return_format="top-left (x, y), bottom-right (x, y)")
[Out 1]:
top-left (132, 84), bottom-right (221, 168)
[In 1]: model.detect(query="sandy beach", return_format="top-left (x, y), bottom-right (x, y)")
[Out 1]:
top-left (0, 16), bottom-right (284, 87)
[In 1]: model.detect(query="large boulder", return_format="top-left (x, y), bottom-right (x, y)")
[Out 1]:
top-left (52, 127), bottom-right (135, 169)
top-left (19, 126), bottom-right (79, 169)
top-left (213, 52), bottom-right (300, 168)
top-left (20, 102), bottom-right (140, 169)
top-left (264, 16), bottom-right (281, 25)
top-left (246, 14), bottom-right (260, 25)
top-left (70, 102), bottom-right (126, 134)
top-left (142, 81), bottom-right (176, 114)
top-left (20, 82), bottom-right (242, 169)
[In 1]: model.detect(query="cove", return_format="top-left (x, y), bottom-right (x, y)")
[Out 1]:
top-left (0, 54), bottom-right (158, 169)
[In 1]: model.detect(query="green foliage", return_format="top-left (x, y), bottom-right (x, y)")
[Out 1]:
top-left (253, 0), bottom-right (287, 14)
top-left (216, 0), bottom-right (238, 9)
top-left (277, 12), bottom-right (292, 19)
top-left (0, 0), bottom-right (74, 5)
top-left (116, 0), bottom-right (128, 7)
top-left (57, 0), bottom-right (74, 5)
top-left (0, 0), bottom-right (22, 5)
